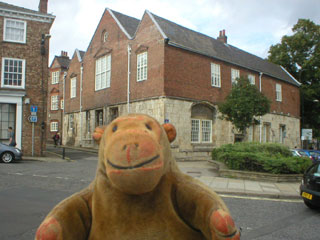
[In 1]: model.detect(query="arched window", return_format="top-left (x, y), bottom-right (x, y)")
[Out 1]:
top-left (191, 104), bottom-right (215, 143)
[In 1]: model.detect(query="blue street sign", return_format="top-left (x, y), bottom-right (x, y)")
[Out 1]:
top-left (31, 105), bottom-right (38, 113)
top-left (29, 115), bottom-right (38, 123)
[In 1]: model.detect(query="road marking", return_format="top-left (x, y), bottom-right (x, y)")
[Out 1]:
top-left (33, 174), bottom-right (48, 178)
top-left (14, 173), bottom-right (23, 175)
top-left (220, 194), bottom-right (303, 203)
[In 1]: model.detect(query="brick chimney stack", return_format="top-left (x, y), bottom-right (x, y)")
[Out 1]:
top-left (38, 0), bottom-right (48, 14)
top-left (217, 29), bottom-right (227, 44)
top-left (61, 51), bottom-right (68, 57)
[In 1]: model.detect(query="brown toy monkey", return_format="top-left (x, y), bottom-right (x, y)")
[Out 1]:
top-left (36, 114), bottom-right (240, 240)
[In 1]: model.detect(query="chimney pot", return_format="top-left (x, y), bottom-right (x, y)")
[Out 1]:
top-left (217, 29), bottom-right (228, 44)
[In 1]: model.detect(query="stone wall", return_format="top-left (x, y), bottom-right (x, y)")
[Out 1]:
top-left (62, 97), bottom-right (301, 159)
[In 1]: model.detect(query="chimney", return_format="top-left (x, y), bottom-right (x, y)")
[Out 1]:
top-left (61, 51), bottom-right (68, 57)
top-left (217, 29), bottom-right (227, 44)
top-left (38, 0), bottom-right (48, 14)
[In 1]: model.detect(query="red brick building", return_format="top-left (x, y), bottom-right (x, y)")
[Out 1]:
top-left (62, 9), bottom-right (301, 160)
top-left (0, 0), bottom-right (54, 156)
top-left (47, 51), bottom-right (71, 142)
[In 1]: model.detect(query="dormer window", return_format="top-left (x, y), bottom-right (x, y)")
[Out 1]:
top-left (4, 18), bottom-right (27, 43)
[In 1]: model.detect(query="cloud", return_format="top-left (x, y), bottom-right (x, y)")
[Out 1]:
top-left (5, 0), bottom-right (320, 62)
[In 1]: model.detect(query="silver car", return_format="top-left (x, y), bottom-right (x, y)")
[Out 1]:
top-left (0, 143), bottom-right (22, 163)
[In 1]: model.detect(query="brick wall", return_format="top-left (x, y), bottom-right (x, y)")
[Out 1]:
top-left (0, 16), bottom-right (52, 156)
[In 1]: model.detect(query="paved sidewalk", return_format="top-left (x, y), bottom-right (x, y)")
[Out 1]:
top-left (23, 149), bottom-right (302, 200)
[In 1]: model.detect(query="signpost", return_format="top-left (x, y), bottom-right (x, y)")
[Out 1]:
top-left (29, 106), bottom-right (38, 156)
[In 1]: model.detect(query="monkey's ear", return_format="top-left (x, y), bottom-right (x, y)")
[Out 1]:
top-left (162, 123), bottom-right (176, 143)
top-left (92, 126), bottom-right (106, 143)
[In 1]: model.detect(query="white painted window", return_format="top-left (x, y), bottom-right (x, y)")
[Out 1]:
top-left (52, 71), bottom-right (60, 84)
top-left (51, 95), bottom-right (59, 110)
top-left (1, 58), bottom-right (25, 89)
top-left (231, 68), bottom-right (240, 85)
top-left (211, 63), bottom-right (221, 87)
top-left (50, 122), bottom-right (58, 132)
top-left (276, 84), bottom-right (282, 102)
top-left (191, 119), bottom-right (212, 143)
top-left (4, 18), bottom-right (27, 43)
top-left (95, 55), bottom-right (111, 90)
top-left (71, 77), bottom-right (76, 98)
top-left (61, 100), bottom-right (64, 110)
top-left (137, 52), bottom-right (148, 81)
top-left (248, 74), bottom-right (255, 85)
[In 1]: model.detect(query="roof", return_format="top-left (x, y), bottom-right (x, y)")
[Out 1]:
top-left (110, 9), bottom-right (140, 38)
top-left (56, 56), bottom-right (71, 69)
top-left (0, 1), bottom-right (55, 19)
top-left (147, 12), bottom-right (300, 87)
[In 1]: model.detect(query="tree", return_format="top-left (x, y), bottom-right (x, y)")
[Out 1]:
top-left (218, 77), bottom-right (271, 135)
top-left (268, 19), bottom-right (320, 138)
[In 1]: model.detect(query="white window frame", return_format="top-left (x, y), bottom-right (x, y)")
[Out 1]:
top-left (51, 95), bottom-right (59, 111)
top-left (231, 68), bottom-right (240, 85)
top-left (50, 122), bottom-right (59, 132)
top-left (52, 71), bottom-right (60, 84)
top-left (71, 77), bottom-right (76, 98)
top-left (191, 119), bottom-right (212, 143)
top-left (248, 74), bottom-right (255, 85)
top-left (3, 18), bottom-right (27, 43)
top-left (211, 63), bottom-right (221, 87)
top-left (1, 58), bottom-right (25, 89)
top-left (61, 100), bottom-right (64, 110)
top-left (95, 55), bottom-right (111, 91)
top-left (137, 52), bottom-right (148, 82)
top-left (276, 83), bottom-right (282, 102)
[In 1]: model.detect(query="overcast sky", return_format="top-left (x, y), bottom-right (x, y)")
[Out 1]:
top-left (5, 0), bottom-right (320, 64)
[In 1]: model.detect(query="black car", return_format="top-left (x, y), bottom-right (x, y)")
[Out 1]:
top-left (300, 162), bottom-right (320, 209)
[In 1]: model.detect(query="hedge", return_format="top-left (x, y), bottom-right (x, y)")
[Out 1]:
top-left (212, 142), bottom-right (311, 174)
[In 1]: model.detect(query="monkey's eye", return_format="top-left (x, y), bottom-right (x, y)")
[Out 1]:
top-left (145, 123), bottom-right (152, 130)
top-left (112, 125), bottom-right (118, 132)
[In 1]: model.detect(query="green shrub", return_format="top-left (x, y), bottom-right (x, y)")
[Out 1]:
top-left (212, 142), bottom-right (310, 174)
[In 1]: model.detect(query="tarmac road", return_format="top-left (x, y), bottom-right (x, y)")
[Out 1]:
top-left (0, 146), bottom-right (319, 240)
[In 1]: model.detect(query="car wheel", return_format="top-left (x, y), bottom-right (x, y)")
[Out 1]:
top-left (1, 152), bottom-right (14, 163)
top-left (303, 199), bottom-right (319, 209)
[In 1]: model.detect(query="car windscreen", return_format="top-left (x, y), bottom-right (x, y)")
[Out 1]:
top-left (298, 151), bottom-right (309, 157)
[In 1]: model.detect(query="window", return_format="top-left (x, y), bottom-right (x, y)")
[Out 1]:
top-left (231, 68), bottom-right (240, 85)
top-left (191, 119), bottom-right (212, 143)
top-left (96, 110), bottom-right (103, 127)
top-left (137, 52), bottom-right (147, 81)
top-left (211, 63), bottom-right (221, 87)
top-left (0, 104), bottom-right (16, 140)
top-left (276, 84), bottom-right (282, 102)
top-left (279, 125), bottom-right (286, 143)
top-left (1, 58), bottom-right (25, 88)
top-left (263, 123), bottom-right (271, 143)
top-left (52, 71), bottom-right (60, 84)
top-left (50, 122), bottom-right (58, 132)
top-left (248, 124), bottom-right (255, 142)
top-left (4, 18), bottom-right (27, 43)
top-left (95, 55), bottom-right (111, 90)
top-left (51, 95), bottom-right (59, 110)
top-left (71, 77), bottom-right (76, 98)
top-left (248, 74), bottom-right (255, 85)
top-left (86, 111), bottom-right (91, 134)
top-left (69, 114), bottom-right (74, 129)
top-left (61, 100), bottom-right (64, 110)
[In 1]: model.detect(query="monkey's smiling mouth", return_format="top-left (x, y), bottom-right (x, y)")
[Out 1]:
top-left (107, 155), bottom-right (160, 170)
